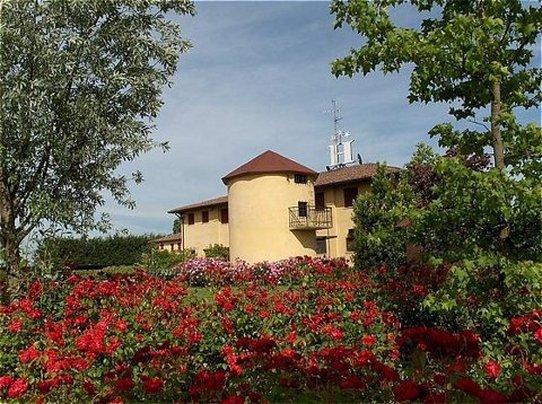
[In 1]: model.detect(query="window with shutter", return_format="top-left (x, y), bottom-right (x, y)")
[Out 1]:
top-left (298, 201), bottom-right (308, 217)
top-left (220, 208), bottom-right (229, 224)
top-left (343, 187), bottom-right (358, 207)
top-left (315, 192), bottom-right (325, 209)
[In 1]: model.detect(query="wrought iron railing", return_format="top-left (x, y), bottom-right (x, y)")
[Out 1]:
top-left (288, 206), bottom-right (332, 230)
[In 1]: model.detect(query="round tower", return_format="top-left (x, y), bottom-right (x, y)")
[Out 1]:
top-left (222, 150), bottom-right (319, 263)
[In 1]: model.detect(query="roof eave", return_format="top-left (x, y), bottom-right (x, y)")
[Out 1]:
top-left (222, 170), bottom-right (318, 185)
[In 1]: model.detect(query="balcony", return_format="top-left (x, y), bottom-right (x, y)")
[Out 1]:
top-left (288, 205), bottom-right (332, 230)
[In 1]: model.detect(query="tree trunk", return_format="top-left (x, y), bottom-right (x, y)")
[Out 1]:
top-left (2, 235), bottom-right (21, 302)
top-left (0, 169), bottom-right (22, 302)
top-left (490, 80), bottom-right (505, 171)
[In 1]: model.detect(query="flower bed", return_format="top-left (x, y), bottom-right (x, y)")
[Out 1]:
top-left (174, 256), bottom-right (351, 286)
top-left (0, 257), bottom-right (540, 402)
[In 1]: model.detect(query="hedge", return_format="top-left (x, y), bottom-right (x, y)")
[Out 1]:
top-left (37, 234), bottom-right (159, 269)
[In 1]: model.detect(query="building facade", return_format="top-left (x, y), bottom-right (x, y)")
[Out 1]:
top-left (156, 150), bottom-right (396, 262)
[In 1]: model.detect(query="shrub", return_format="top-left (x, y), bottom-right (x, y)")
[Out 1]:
top-left (353, 165), bottom-right (415, 269)
top-left (1, 258), bottom-right (540, 402)
top-left (37, 234), bottom-right (157, 269)
top-left (141, 248), bottom-right (196, 278)
top-left (204, 244), bottom-right (229, 260)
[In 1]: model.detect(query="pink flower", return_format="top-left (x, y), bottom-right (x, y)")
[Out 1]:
top-left (484, 360), bottom-right (501, 379)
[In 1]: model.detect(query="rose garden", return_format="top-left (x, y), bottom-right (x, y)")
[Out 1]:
top-left (1, 255), bottom-right (540, 402)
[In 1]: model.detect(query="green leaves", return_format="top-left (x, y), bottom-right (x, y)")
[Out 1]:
top-left (0, 1), bottom-right (195, 274)
top-left (331, 0), bottom-right (541, 155)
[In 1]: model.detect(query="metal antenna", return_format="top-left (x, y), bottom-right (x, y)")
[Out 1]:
top-left (325, 99), bottom-right (356, 169)
top-left (331, 99), bottom-right (342, 135)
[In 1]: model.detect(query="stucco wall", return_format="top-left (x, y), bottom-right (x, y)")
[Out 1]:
top-left (316, 181), bottom-right (371, 260)
top-left (158, 242), bottom-right (182, 252)
top-left (181, 205), bottom-right (229, 256)
top-left (228, 173), bottom-right (317, 263)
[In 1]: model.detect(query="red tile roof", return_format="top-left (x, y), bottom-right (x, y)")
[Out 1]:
top-left (152, 233), bottom-right (183, 243)
top-left (222, 150), bottom-right (317, 184)
top-left (314, 164), bottom-right (400, 188)
top-left (168, 163), bottom-right (400, 216)
top-left (168, 195), bottom-right (228, 214)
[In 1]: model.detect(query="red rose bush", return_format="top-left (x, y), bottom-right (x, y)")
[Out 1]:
top-left (0, 257), bottom-right (540, 402)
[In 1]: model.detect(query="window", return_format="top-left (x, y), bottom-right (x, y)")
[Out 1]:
top-left (177, 243), bottom-right (182, 250)
top-left (187, 213), bottom-right (195, 225)
top-left (315, 192), bottom-right (325, 209)
top-left (343, 187), bottom-right (358, 207)
top-left (202, 210), bottom-right (209, 223)
top-left (316, 237), bottom-right (327, 255)
top-left (346, 229), bottom-right (355, 252)
top-left (220, 208), bottom-right (229, 224)
top-left (294, 174), bottom-right (308, 184)
top-left (298, 201), bottom-right (308, 217)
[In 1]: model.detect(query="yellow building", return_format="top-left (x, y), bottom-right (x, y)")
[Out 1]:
top-left (158, 150), bottom-right (397, 262)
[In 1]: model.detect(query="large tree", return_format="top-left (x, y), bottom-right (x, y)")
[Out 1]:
top-left (331, 0), bottom-right (541, 172)
top-left (0, 0), bottom-right (195, 298)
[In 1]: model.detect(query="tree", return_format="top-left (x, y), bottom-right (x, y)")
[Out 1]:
top-left (0, 1), bottom-right (195, 299)
top-left (353, 165), bottom-right (416, 268)
top-left (331, 0), bottom-right (541, 171)
top-left (173, 217), bottom-right (181, 233)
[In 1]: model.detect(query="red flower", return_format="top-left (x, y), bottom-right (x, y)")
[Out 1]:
top-left (116, 320), bottom-right (128, 332)
top-left (116, 377), bottom-right (134, 392)
top-left (534, 327), bottom-right (542, 344)
top-left (361, 335), bottom-right (377, 346)
top-left (484, 360), bottom-right (501, 379)
top-left (142, 376), bottom-right (164, 394)
top-left (8, 319), bottom-right (23, 333)
top-left (221, 395), bottom-right (244, 404)
top-left (0, 375), bottom-right (14, 390)
top-left (19, 345), bottom-right (40, 363)
top-left (393, 380), bottom-right (422, 402)
top-left (7, 378), bottom-right (28, 399)
top-left (454, 378), bottom-right (481, 397)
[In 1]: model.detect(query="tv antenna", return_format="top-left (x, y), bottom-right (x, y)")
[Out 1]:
top-left (325, 99), bottom-right (356, 169)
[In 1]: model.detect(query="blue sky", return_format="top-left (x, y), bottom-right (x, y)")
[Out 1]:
top-left (105, 1), bottom-right (541, 235)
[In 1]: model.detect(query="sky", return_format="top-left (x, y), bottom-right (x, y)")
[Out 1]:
top-left (103, 1), bottom-right (541, 236)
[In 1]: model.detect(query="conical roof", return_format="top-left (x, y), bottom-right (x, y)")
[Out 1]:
top-left (222, 150), bottom-right (317, 184)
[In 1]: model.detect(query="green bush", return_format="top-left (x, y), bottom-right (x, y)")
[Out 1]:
top-left (141, 248), bottom-right (196, 278)
top-left (353, 165), bottom-right (415, 269)
top-left (203, 244), bottom-right (229, 260)
top-left (37, 234), bottom-right (158, 269)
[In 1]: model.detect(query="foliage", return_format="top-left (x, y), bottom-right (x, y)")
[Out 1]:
top-left (0, 0), bottom-right (196, 289)
top-left (412, 157), bottom-right (541, 262)
top-left (0, 257), bottom-right (540, 402)
top-left (172, 218), bottom-right (182, 233)
top-left (331, 0), bottom-right (541, 170)
top-left (353, 165), bottom-right (416, 269)
top-left (141, 248), bottom-right (196, 278)
top-left (37, 235), bottom-right (156, 269)
top-left (354, 142), bottom-right (541, 266)
top-left (204, 244), bottom-right (230, 261)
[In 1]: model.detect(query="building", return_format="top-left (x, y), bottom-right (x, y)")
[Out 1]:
top-left (156, 149), bottom-right (398, 262)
